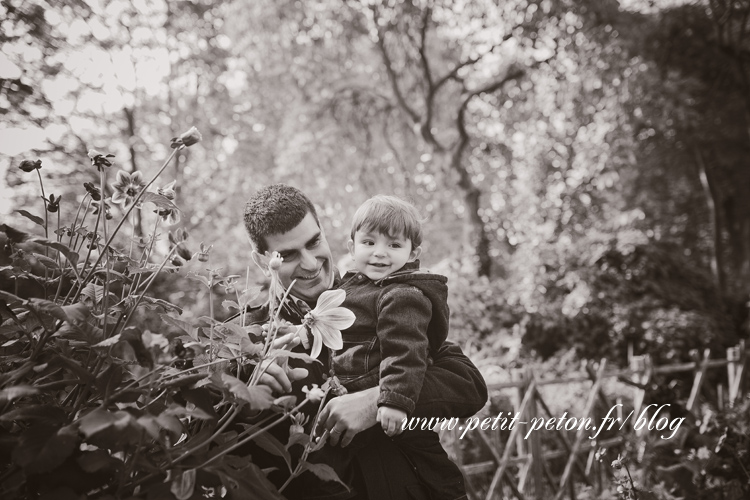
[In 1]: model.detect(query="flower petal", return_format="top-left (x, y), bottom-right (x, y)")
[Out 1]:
top-left (111, 191), bottom-right (126, 204)
top-left (316, 307), bottom-right (355, 331)
top-left (310, 329), bottom-right (323, 359)
top-left (314, 289), bottom-right (346, 313)
top-left (115, 170), bottom-right (130, 185)
top-left (312, 322), bottom-right (343, 351)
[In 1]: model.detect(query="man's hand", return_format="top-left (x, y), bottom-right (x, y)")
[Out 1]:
top-left (315, 386), bottom-right (378, 447)
top-left (257, 328), bottom-right (307, 394)
top-left (377, 406), bottom-right (406, 437)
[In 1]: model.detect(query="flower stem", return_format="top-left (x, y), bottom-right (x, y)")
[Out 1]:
top-left (279, 387), bottom-right (331, 493)
top-left (81, 147), bottom-right (181, 285)
top-left (99, 168), bottom-right (112, 335)
top-left (198, 398), bottom-right (311, 470)
top-left (116, 245), bottom-right (178, 336)
top-left (36, 169), bottom-right (48, 240)
top-left (68, 194), bottom-right (89, 248)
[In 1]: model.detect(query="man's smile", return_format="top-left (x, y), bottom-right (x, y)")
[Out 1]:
top-left (296, 267), bottom-right (322, 280)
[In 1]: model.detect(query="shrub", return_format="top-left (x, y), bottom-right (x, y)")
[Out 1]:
top-left (0, 130), bottom-right (344, 499)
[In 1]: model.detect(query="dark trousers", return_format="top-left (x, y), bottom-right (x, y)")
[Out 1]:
top-left (291, 427), bottom-right (466, 500)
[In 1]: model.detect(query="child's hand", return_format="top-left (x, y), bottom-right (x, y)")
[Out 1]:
top-left (377, 406), bottom-right (407, 437)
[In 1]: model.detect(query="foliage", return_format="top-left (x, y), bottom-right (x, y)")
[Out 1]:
top-left (580, 397), bottom-right (750, 500)
top-left (0, 133), bottom-right (345, 499)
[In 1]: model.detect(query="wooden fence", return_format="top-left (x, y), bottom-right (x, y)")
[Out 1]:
top-left (448, 342), bottom-right (747, 500)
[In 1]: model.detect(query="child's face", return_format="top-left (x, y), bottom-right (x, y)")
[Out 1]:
top-left (347, 229), bottom-right (421, 281)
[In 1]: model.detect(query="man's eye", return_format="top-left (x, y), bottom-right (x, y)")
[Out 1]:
top-left (308, 238), bottom-right (320, 248)
top-left (280, 252), bottom-right (293, 260)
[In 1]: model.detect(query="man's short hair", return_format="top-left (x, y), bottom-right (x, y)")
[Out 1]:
top-left (350, 195), bottom-right (423, 248)
top-left (244, 184), bottom-right (319, 253)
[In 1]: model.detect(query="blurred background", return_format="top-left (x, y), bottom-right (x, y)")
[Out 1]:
top-left (2, 0), bottom-right (749, 370)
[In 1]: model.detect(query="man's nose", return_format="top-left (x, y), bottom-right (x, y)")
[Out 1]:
top-left (299, 249), bottom-right (317, 270)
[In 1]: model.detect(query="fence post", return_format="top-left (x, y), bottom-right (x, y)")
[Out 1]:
top-left (728, 342), bottom-right (745, 407)
top-left (484, 377), bottom-right (537, 500)
top-left (687, 348), bottom-right (711, 414)
top-left (553, 359), bottom-right (608, 500)
top-left (524, 368), bottom-right (544, 499)
top-left (630, 355), bottom-right (651, 435)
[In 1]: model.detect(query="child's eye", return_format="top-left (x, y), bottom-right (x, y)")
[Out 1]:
top-left (390, 243), bottom-right (402, 248)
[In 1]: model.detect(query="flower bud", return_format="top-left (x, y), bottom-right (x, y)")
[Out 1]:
top-left (170, 126), bottom-right (202, 149)
top-left (46, 194), bottom-right (60, 213)
top-left (83, 182), bottom-right (102, 201)
top-left (19, 159), bottom-right (42, 172)
top-left (268, 256), bottom-right (283, 270)
top-left (88, 149), bottom-right (115, 170)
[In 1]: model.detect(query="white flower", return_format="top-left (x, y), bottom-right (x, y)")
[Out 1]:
top-left (302, 289), bottom-right (354, 359)
top-left (110, 170), bottom-right (146, 206)
top-left (302, 384), bottom-right (326, 403)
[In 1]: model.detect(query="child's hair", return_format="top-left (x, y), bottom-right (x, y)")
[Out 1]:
top-left (350, 195), bottom-right (424, 248)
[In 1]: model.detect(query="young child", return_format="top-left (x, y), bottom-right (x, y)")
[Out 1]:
top-left (331, 194), bottom-right (467, 500)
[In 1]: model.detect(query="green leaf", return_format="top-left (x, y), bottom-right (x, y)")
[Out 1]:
top-left (180, 387), bottom-right (218, 420)
top-left (252, 432), bottom-right (292, 472)
top-left (80, 283), bottom-right (105, 305)
top-left (26, 298), bottom-right (67, 322)
top-left (31, 253), bottom-right (60, 270)
top-left (77, 408), bottom-right (129, 438)
top-left (0, 405), bottom-right (67, 425)
top-left (170, 468), bottom-right (196, 500)
top-left (223, 299), bottom-right (240, 311)
top-left (156, 413), bottom-right (183, 438)
top-left (76, 449), bottom-right (122, 474)
top-left (160, 314), bottom-right (198, 340)
top-left (0, 385), bottom-right (39, 404)
top-left (187, 272), bottom-right (211, 288)
top-left (0, 290), bottom-right (23, 305)
top-left (16, 210), bottom-right (44, 226)
top-left (286, 432), bottom-right (309, 449)
top-left (300, 461), bottom-right (349, 489)
top-left (213, 373), bottom-right (274, 410)
top-left (12, 424), bottom-right (78, 474)
top-left (0, 223), bottom-right (30, 243)
top-left (53, 355), bottom-right (95, 383)
top-left (216, 464), bottom-right (285, 500)
top-left (141, 296), bottom-right (183, 314)
top-left (60, 302), bottom-right (90, 325)
top-left (30, 238), bottom-right (79, 270)
top-left (140, 191), bottom-right (179, 211)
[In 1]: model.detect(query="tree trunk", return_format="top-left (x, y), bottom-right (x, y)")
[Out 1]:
top-left (695, 148), bottom-right (725, 297)
top-left (124, 106), bottom-right (143, 239)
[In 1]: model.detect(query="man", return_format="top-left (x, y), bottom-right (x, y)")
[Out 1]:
top-left (242, 184), bottom-right (487, 499)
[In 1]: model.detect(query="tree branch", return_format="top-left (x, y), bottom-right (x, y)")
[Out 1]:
top-left (433, 31), bottom-right (516, 93)
top-left (374, 29), bottom-right (421, 125)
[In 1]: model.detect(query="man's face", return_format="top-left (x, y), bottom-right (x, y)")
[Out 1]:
top-left (262, 212), bottom-right (334, 303)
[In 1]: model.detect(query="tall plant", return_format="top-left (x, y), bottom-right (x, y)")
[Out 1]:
top-left (0, 129), bottom-right (350, 499)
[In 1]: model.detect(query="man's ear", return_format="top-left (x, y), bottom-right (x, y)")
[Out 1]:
top-left (251, 250), bottom-right (272, 278)
top-left (409, 246), bottom-right (422, 262)
top-left (346, 239), bottom-right (355, 257)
